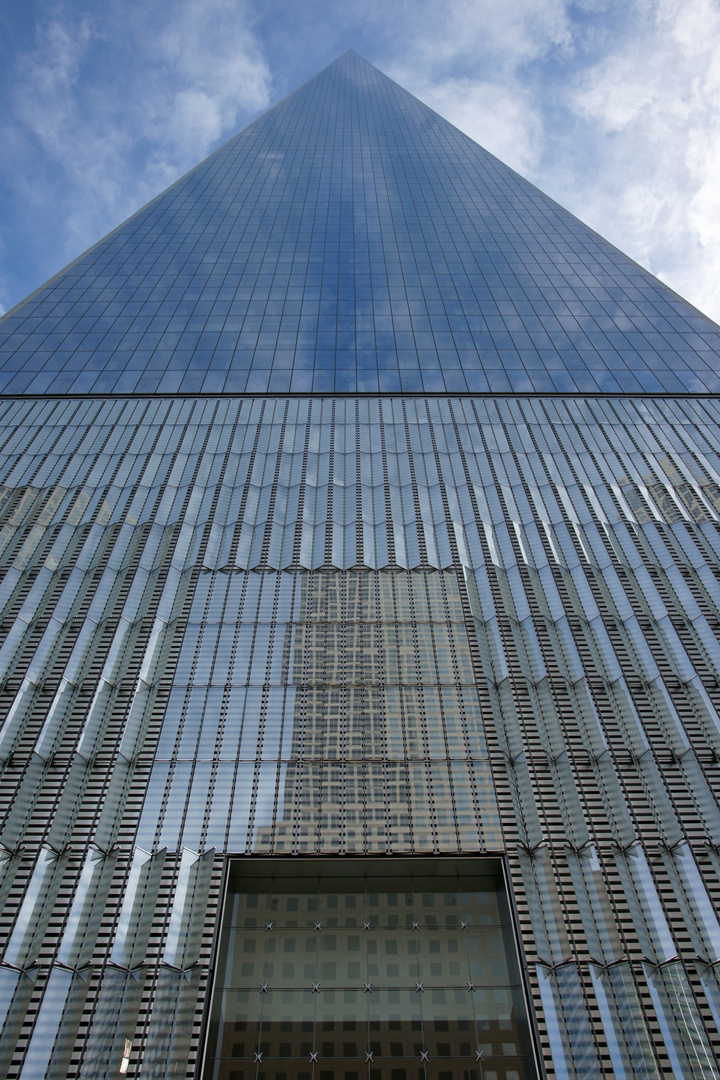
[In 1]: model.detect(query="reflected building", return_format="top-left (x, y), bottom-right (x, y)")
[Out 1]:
top-left (205, 860), bottom-right (534, 1079)
top-left (0, 50), bottom-right (720, 1080)
top-left (255, 570), bottom-right (497, 855)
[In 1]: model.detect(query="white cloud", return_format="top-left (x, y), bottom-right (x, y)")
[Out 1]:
top-left (383, 0), bottom-right (571, 201)
top-left (397, 75), bottom-right (541, 175)
top-left (389, 0), bottom-right (571, 69)
top-left (565, 0), bottom-right (720, 321)
top-left (387, 0), bottom-right (720, 324)
top-left (1, 0), bottom-right (271, 291)
top-left (144, 0), bottom-right (271, 153)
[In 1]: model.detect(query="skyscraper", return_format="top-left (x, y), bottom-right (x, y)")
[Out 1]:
top-left (0, 47), bottom-right (720, 1078)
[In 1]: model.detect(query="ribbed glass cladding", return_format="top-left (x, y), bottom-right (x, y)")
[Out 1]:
top-left (1, 50), bottom-right (720, 1080)
top-left (3, 392), bottom-right (720, 1078)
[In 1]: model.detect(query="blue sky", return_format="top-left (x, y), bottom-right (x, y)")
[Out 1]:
top-left (2, 0), bottom-right (720, 322)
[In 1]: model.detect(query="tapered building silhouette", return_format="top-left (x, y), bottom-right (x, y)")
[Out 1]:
top-left (1, 50), bottom-right (720, 1079)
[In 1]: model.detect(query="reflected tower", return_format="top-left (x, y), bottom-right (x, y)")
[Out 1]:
top-left (254, 568), bottom-right (497, 855)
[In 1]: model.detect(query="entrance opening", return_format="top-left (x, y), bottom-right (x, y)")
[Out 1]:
top-left (204, 858), bottom-right (536, 1079)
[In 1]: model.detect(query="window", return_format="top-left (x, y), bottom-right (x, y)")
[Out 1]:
top-left (204, 858), bottom-right (537, 1079)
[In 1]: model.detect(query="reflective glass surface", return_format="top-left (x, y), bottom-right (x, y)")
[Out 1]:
top-left (0, 395), bottom-right (718, 1075)
top-left (1, 53), bottom-right (719, 397)
top-left (1, 48), bottom-right (720, 1080)
top-left (205, 859), bottom-right (535, 1080)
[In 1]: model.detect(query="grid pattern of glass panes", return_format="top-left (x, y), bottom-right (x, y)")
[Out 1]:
top-left (205, 859), bottom-right (534, 1080)
top-left (1, 52), bottom-right (720, 398)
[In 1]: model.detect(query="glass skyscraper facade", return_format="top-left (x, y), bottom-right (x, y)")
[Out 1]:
top-left (0, 49), bottom-right (720, 1078)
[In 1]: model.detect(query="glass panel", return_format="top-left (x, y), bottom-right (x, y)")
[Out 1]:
top-left (110, 848), bottom-right (166, 968)
top-left (204, 859), bottom-right (535, 1079)
top-left (57, 848), bottom-right (118, 967)
top-left (78, 968), bottom-right (144, 1080)
top-left (4, 846), bottom-right (66, 968)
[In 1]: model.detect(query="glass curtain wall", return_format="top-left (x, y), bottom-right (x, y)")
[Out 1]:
top-left (1, 45), bottom-right (720, 1080)
top-left (0, 394), bottom-right (720, 1075)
